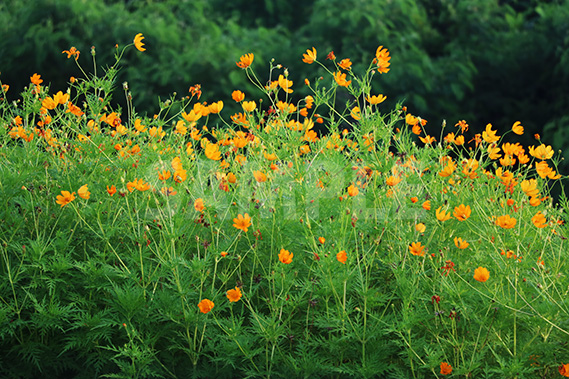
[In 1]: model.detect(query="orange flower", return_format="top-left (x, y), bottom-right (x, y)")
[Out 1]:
top-left (233, 213), bottom-right (251, 232)
top-left (279, 248), bottom-right (293, 264)
top-left (531, 211), bottom-right (547, 228)
top-left (473, 267), bottom-right (490, 282)
top-left (56, 191), bottom-right (76, 207)
top-left (454, 237), bottom-right (469, 249)
top-left (419, 135), bottom-right (435, 144)
top-left (194, 198), bottom-right (205, 213)
top-left (30, 73), bottom-right (43, 85)
top-left (559, 363), bottom-right (569, 377)
top-left (220, 251), bottom-right (228, 257)
top-left (338, 58), bottom-right (352, 70)
top-left (253, 170), bottom-right (267, 183)
top-left (302, 47), bottom-right (317, 64)
top-left (512, 121), bottom-right (524, 135)
top-left (204, 143), bottom-right (221, 161)
top-left (62, 46), bottom-right (80, 60)
top-left (336, 250), bottom-right (347, 264)
top-left (453, 204), bottom-right (471, 221)
top-left (455, 120), bottom-right (469, 133)
top-left (318, 237), bottom-right (325, 244)
top-left (158, 170), bottom-right (171, 181)
top-left (198, 299), bottom-right (214, 314)
top-left (232, 90), bottom-right (245, 102)
top-left (410, 197), bottom-right (418, 203)
top-left (333, 71), bottom-right (351, 87)
top-left (347, 184), bottom-right (359, 196)
top-left (127, 178), bottom-right (150, 192)
top-left (236, 53), bottom-right (254, 69)
top-left (161, 186), bottom-right (177, 196)
top-left (133, 33), bottom-right (146, 52)
top-left (386, 176), bottom-right (402, 186)
top-left (106, 185), bottom-right (117, 196)
top-left (77, 184), bottom-right (90, 200)
top-left (409, 242), bottom-right (425, 256)
top-left (422, 200), bottom-right (431, 210)
top-left (374, 45), bottom-right (391, 74)
top-left (495, 215), bottom-right (516, 229)
top-left (436, 207), bottom-right (452, 222)
top-left (226, 287), bottom-right (242, 302)
top-left (482, 123), bottom-right (500, 143)
top-left (440, 362), bottom-right (452, 375)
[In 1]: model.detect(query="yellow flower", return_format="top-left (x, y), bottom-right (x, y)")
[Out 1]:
top-left (415, 223), bottom-right (426, 233)
top-left (512, 121), bottom-right (524, 135)
top-left (233, 213), bottom-right (251, 232)
top-left (236, 53), bottom-right (254, 69)
top-left (532, 211), bottom-right (547, 228)
top-left (336, 250), bottom-right (347, 264)
top-left (198, 299), bottom-right (214, 314)
top-left (226, 287), bottom-right (242, 302)
top-left (133, 33), bottom-right (146, 52)
top-left (333, 71), bottom-right (351, 87)
top-left (529, 144), bottom-right (554, 160)
top-left (253, 170), bottom-right (267, 183)
top-left (208, 101), bottom-right (224, 114)
top-left (77, 184), bottom-right (90, 200)
top-left (436, 207), bottom-right (452, 222)
top-left (278, 75), bottom-right (293, 93)
top-left (473, 267), bottom-right (490, 282)
top-left (366, 94), bottom-right (386, 105)
top-left (495, 214), bottom-right (516, 229)
top-left (302, 47), bottom-right (317, 64)
top-left (350, 106), bottom-right (361, 121)
top-left (56, 191), bottom-right (76, 207)
top-left (453, 204), bottom-right (471, 221)
top-left (279, 248), bottom-right (293, 264)
top-left (242, 101), bottom-right (257, 112)
top-left (409, 242), bottom-right (425, 256)
top-left (482, 123), bottom-right (499, 143)
top-left (454, 237), bottom-right (469, 249)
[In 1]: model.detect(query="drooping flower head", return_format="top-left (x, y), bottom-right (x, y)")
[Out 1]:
top-left (133, 33), bottom-right (146, 52)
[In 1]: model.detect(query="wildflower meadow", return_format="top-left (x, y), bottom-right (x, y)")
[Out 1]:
top-left (1, 34), bottom-right (569, 378)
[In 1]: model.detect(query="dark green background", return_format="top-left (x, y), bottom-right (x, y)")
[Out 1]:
top-left (2, 0), bottom-right (568, 175)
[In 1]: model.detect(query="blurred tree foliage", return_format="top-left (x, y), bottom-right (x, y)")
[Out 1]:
top-left (1, 0), bottom-right (568, 167)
